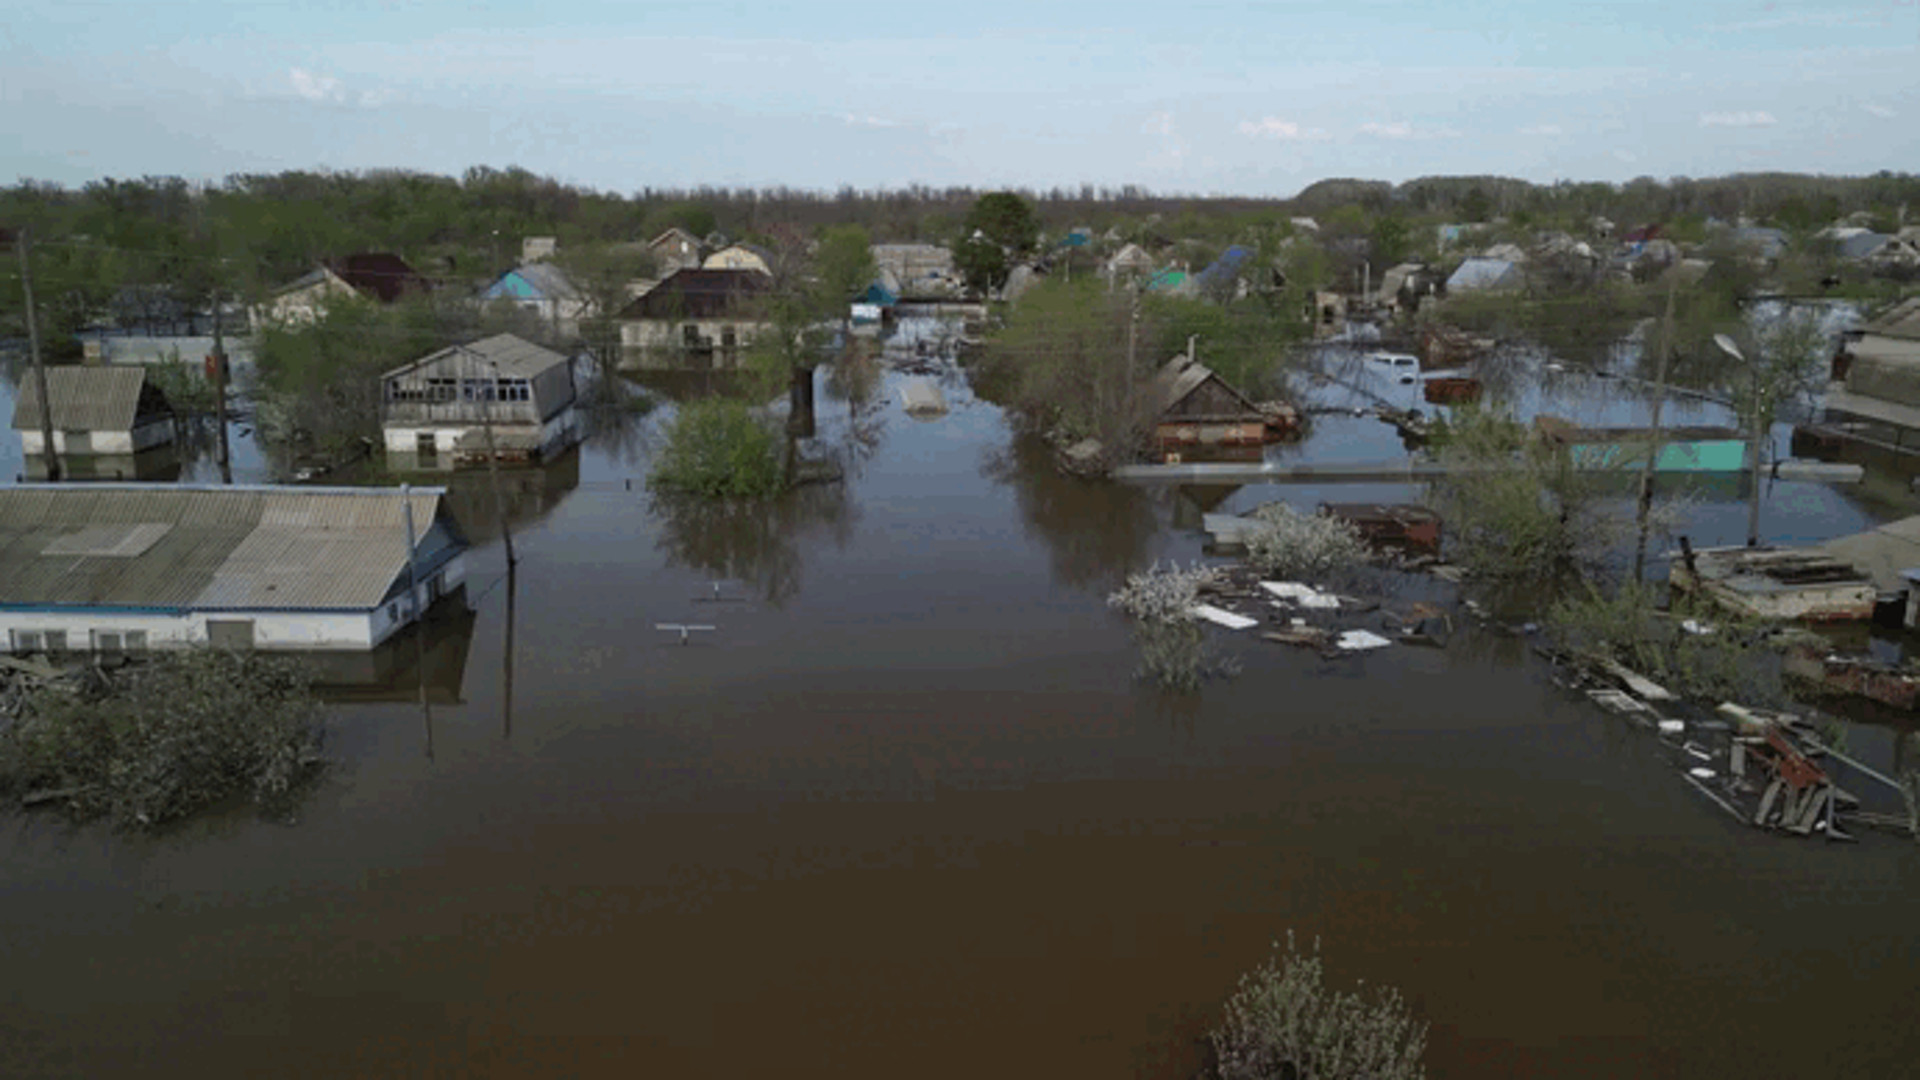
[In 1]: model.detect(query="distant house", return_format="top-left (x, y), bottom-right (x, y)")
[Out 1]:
top-left (521, 236), bottom-right (558, 263)
top-left (380, 333), bottom-right (582, 468)
top-left (257, 253), bottom-right (430, 325)
top-left (1445, 257), bottom-right (1524, 294)
top-left (1194, 245), bottom-right (1258, 299)
top-left (1376, 263), bottom-right (1437, 315)
top-left (1820, 297), bottom-right (1920, 436)
top-left (12, 365), bottom-right (175, 465)
top-left (1821, 227), bottom-right (1891, 262)
top-left (1480, 242), bottom-right (1530, 265)
top-left (1144, 268), bottom-right (1195, 297)
top-left (614, 268), bottom-right (773, 365)
top-left (701, 243), bottom-right (773, 275)
top-left (0, 484), bottom-right (467, 654)
top-left (1103, 243), bottom-right (1156, 280)
top-left (871, 244), bottom-right (960, 298)
top-left (1725, 226), bottom-right (1789, 263)
top-left (647, 228), bottom-right (704, 272)
top-left (478, 263), bottom-right (590, 338)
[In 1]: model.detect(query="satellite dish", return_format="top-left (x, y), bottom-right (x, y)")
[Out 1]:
top-left (1713, 333), bottom-right (1744, 360)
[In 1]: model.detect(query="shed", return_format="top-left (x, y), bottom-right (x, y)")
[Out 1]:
top-left (0, 484), bottom-right (468, 654)
top-left (12, 364), bottom-right (175, 458)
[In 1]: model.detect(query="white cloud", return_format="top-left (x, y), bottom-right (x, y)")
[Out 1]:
top-left (1613, 149), bottom-right (1639, 163)
top-left (1236, 117), bottom-right (1327, 140)
top-left (1358, 120), bottom-right (1413, 138)
top-left (1699, 110), bottom-right (1777, 127)
top-left (1863, 103), bottom-right (1896, 119)
top-left (288, 67), bottom-right (345, 104)
top-left (1356, 120), bottom-right (1459, 140)
top-left (843, 113), bottom-right (903, 128)
top-left (1141, 111), bottom-right (1175, 137)
top-left (1518, 123), bottom-right (1564, 137)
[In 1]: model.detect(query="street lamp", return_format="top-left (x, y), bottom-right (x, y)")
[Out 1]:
top-left (1714, 333), bottom-right (1765, 548)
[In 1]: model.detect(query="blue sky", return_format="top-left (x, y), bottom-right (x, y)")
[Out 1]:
top-left (4, 0), bottom-right (1915, 196)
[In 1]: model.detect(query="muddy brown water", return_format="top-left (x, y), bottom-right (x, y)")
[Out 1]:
top-left (2, 364), bottom-right (1919, 1078)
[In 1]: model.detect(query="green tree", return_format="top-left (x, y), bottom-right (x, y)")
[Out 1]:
top-left (964, 191), bottom-right (1041, 256)
top-left (647, 399), bottom-right (786, 499)
top-left (1210, 935), bottom-right (1427, 1080)
top-left (809, 223), bottom-right (877, 330)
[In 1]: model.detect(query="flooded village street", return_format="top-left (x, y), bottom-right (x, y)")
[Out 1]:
top-left (3, 345), bottom-right (1919, 1078)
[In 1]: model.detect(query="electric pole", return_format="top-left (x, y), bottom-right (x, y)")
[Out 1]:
top-left (1631, 275), bottom-right (1677, 582)
top-left (14, 227), bottom-right (60, 482)
top-left (471, 351), bottom-right (518, 569)
top-left (212, 284), bottom-right (232, 483)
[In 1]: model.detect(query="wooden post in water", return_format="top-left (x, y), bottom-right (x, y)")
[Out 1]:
top-left (14, 227), bottom-right (60, 482)
top-left (1632, 276), bottom-right (1678, 583)
top-left (401, 482), bottom-right (433, 761)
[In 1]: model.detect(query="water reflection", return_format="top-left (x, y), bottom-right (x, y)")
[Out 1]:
top-left (982, 433), bottom-right (1162, 590)
top-left (650, 466), bottom-right (859, 607)
top-left (390, 446), bottom-right (582, 542)
top-left (300, 592), bottom-right (477, 706)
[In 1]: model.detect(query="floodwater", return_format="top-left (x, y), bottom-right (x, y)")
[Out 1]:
top-left (3, 339), bottom-right (1920, 1078)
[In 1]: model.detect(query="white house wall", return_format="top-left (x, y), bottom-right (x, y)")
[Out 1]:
top-left (2, 554), bottom-right (467, 654)
top-left (21, 424), bottom-right (172, 455)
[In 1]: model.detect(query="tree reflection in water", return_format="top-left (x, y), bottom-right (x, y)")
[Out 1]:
top-left (981, 433), bottom-right (1164, 591)
top-left (650, 446), bottom-right (860, 607)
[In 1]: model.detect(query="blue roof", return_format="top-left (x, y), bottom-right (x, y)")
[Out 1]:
top-left (860, 282), bottom-right (898, 306)
top-left (1195, 245), bottom-right (1255, 289)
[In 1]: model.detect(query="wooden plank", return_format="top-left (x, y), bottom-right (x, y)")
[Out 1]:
top-left (1755, 778), bottom-right (1783, 826)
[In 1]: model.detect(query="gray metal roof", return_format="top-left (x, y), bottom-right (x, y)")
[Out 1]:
top-left (1865, 297), bottom-right (1920, 342)
top-left (383, 333), bottom-right (572, 381)
top-left (11, 365), bottom-right (162, 432)
top-left (0, 484), bottom-right (458, 613)
top-left (505, 262), bottom-right (582, 301)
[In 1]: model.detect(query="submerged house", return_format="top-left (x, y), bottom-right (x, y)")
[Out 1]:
top-left (614, 267), bottom-right (773, 365)
top-left (0, 484), bottom-right (467, 654)
top-left (256, 253), bottom-right (431, 325)
top-left (381, 333), bottom-right (581, 467)
top-left (12, 365), bottom-right (175, 468)
top-left (1669, 544), bottom-right (1877, 622)
top-left (1151, 356), bottom-right (1292, 461)
top-left (1816, 297), bottom-right (1920, 444)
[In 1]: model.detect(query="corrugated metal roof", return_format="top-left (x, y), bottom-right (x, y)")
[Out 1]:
top-left (0, 485), bottom-right (456, 613)
top-left (11, 365), bottom-right (160, 432)
top-left (1864, 297), bottom-right (1920, 342)
top-left (1447, 258), bottom-right (1522, 293)
top-left (383, 333), bottom-right (571, 381)
top-left (486, 263), bottom-right (582, 302)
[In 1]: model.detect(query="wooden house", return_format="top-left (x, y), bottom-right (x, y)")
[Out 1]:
top-left (614, 268), bottom-right (773, 367)
top-left (12, 365), bottom-right (175, 468)
top-left (0, 484), bottom-right (467, 654)
top-left (647, 228), bottom-right (705, 272)
top-left (380, 333), bottom-right (581, 468)
top-left (1151, 356), bottom-right (1275, 461)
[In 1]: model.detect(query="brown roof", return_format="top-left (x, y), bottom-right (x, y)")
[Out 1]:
top-left (616, 268), bottom-right (772, 320)
top-left (1153, 356), bottom-right (1260, 416)
top-left (11, 365), bottom-right (170, 432)
top-left (0, 485), bottom-right (462, 612)
top-left (327, 253), bottom-right (430, 303)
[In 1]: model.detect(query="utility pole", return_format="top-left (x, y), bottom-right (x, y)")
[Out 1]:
top-left (1714, 333), bottom-right (1766, 548)
top-left (211, 285), bottom-right (232, 483)
top-left (14, 227), bottom-right (60, 482)
top-left (1631, 276), bottom-right (1678, 582)
top-left (472, 351), bottom-right (518, 569)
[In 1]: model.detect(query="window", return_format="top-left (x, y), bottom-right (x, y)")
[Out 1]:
top-left (10, 629), bottom-right (67, 654)
top-left (124, 631), bottom-right (147, 653)
top-left (93, 630), bottom-right (124, 654)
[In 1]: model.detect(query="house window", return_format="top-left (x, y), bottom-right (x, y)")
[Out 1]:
top-left (10, 629), bottom-right (67, 654)
top-left (683, 324), bottom-right (702, 348)
top-left (92, 629), bottom-right (144, 655)
top-left (721, 326), bottom-right (737, 351)
top-left (427, 378), bottom-right (458, 403)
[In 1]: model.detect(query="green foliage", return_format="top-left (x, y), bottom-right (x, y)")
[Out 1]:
top-left (1143, 293), bottom-right (1303, 398)
top-left (1108, 563), bottom-right (1239, 691)
top-left (145, 351), bottom-right (219, 415)
top-left (810, 224), bottom-right (877, 321)
top-left (647, 399), bottom-right (786, 499)
top-left (0, 651), bottom-right (325, 830)
top-left (1211, 934), bottom-right (1428, 1080)
top-left (974, 278), bottom-right (1153, 445)
top-left (963, 191), bottom-right (1041, 257)
top-left (1427, 405), bottom-right (1599, 588)
top-left (955, 232), bottom-right (1009, 294)
top-left (1545, 582), bottom-right (1786, 706)
top-left (251, 295), bottom-right (448, 458)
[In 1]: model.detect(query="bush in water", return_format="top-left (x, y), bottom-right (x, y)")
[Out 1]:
top-left (647, 400), bottom-right (787, 499)
top-left (1211, 933), bottom-right (1427, 1080)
